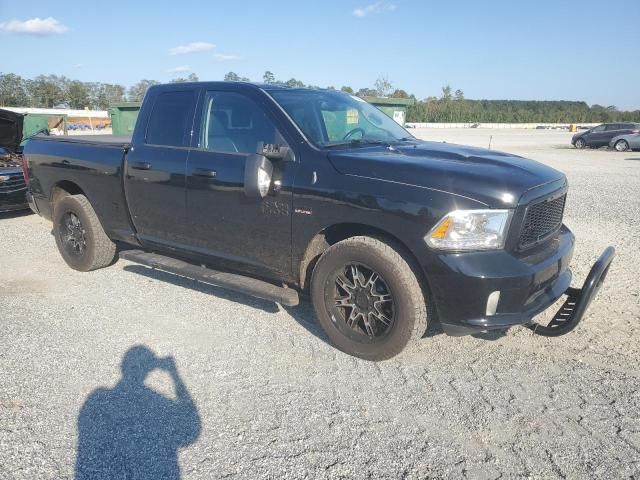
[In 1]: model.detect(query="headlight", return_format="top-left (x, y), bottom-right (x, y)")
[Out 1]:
top-left (426, 209), bottom-right (512, 251)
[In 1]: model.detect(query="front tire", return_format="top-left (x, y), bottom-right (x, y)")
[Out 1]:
top-left (575, 138), bottom-right (586, 149)
top-left (53, 194), bottom-right (117, 271)
top-left (310, 236), bottom-right (428, 361)
top-left (614, 139), bottom-right (629, 152)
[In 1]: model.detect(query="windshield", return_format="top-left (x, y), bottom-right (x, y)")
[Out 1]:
top-left (268, 89), bottom-right (412, 147)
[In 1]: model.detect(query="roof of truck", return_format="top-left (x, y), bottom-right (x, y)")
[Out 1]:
top-left (149, 81), bottom-right (337, 94)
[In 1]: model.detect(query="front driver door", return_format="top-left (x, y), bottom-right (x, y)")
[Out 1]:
top-left (184, 89), bottom-right (296, 280)
top-left (586, 124), bottom-right (607, 146)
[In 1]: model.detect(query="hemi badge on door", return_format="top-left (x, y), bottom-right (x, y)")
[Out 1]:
top-left (294, 207), bottom-right (312, 215)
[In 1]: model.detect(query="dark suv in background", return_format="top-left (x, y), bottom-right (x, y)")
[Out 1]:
top-left (572, 122), bottom-right (640, 149)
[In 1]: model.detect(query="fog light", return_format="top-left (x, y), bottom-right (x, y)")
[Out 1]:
top-left (486, 291), bottom-right (501, 316)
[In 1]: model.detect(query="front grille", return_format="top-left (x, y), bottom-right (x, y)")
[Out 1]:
top-left (518, 193), bottom-right (566, 249)
top-left (0, 173), bottom-right (26, 194)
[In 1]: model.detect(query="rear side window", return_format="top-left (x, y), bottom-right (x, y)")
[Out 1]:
top-left (146, 91), bottom-right (195, 147)
top-left (605, 124), bottom-right (621, 131)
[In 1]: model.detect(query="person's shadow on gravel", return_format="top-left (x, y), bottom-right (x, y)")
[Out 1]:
top-left (75, 345), bottom-right (201, 480)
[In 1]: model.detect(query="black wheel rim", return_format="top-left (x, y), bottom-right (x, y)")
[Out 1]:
top-left (59, 212), bottom-right (87, 257)
top-left (327, 263), bottom-right (395, 343)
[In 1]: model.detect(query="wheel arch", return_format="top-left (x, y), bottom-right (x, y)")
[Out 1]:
top-left (298, 222), bottom-right (429, 294)
top-left (51, 180), bottom-right (86, 203)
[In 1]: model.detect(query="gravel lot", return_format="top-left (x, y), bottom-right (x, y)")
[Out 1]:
top-left (1, 129), bottom-right (639, 479)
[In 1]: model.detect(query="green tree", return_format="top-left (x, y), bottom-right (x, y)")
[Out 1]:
top-left (263, 71), bottom-right (275, 83)
top-left (441, 85), bottom-right (452, 101)
top-left (340, 86), bottom-right (354, 94)
top-left (454, 89), bottom-right (464, 101)
top-left (224, 72), bottom-right (240, 81)
top-left (356, 87), bottom-right (377, 98)
top-left (285, 78), bottom-right (305, 87)
top-left (170, 73), bottom-right (199, 83)
top-left (128, 80), bottom-right (159, 102)
top-left (88, 83), bottom-right (126, 110)
top-left (0, 73), bottom-right (29, 106)
top-left (67, 80), bottom-right (91, 109)
top-left (26, 75), bottom-right (67, 108)
top-left (391, 89), bottom-right (409, 98)
top-left (374, 76), bottom-right (393, 97)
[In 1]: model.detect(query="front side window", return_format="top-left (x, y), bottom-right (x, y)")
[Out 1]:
top-left (269, 89), bottom-right (411, 147)
top-left (591, 125), bottom-right (606, 133)
top-left (605, 124), bottom-right (621, 131)
top-left (146, 91), bottom-right (195, 147)
top-left (200, 92), bottom-right (279, 154)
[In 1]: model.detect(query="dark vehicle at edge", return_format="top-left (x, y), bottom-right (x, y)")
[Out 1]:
top-left (22, 82), bottom-right (614, 360)
top-left (571, 122), bottom-right (640, 149)
top-left (0, 109), bottom-right (29, 213)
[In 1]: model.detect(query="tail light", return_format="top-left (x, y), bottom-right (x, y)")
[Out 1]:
top-left (20, 154), bottom-right (30, 186)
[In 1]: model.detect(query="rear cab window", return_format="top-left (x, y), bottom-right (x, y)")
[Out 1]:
top-left (145, 90), bottom-right (196, 147)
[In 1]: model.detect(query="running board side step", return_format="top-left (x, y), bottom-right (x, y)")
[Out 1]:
top-left (119, 250), bottom-right (299, 306)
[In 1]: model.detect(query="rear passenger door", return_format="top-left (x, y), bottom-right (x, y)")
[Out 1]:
top-left (602, 124), bottom-right (623, 144)
top-left (125, 89), bottom-right (197, 248)
top-left (184, 88), bottom-right (296, 280)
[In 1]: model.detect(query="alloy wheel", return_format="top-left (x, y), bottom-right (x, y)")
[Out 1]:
top-left (615, 140), bottom-right (628, 152)
top-left (331, 263), bottom-right (395, 341)
top-left (60, 212), bottom-right (87, 257)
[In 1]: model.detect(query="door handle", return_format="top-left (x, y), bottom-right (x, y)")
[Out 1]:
top-left (130, 161), bottom-right (151, 170)
top-left (193, 168), bottom-right (217, 178)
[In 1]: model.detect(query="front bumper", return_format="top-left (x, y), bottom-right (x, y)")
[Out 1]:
top-left (426, 225), bottom-right (610, 336)
top-left (0, 188), bottom-right (29, 213)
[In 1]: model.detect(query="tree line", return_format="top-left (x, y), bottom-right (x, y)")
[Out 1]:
top-left (407, 85), bottom-right (640, 123)
top-left (0, 72), bottom-right (199, 110)
top-left (1, 71), bottom-right (638, 123)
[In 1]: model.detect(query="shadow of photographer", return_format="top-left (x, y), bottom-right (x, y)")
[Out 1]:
top-left (75, 345), bottom-right (201, 480)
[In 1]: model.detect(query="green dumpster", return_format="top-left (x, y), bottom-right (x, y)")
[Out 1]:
top-left (109, 102), bottom-right (141, 136)
top-left (20, 113), bottom-right (66, 145)
top-left (362, 97), bottom-right (414, 126)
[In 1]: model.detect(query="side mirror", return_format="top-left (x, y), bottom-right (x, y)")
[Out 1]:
top-left (244, 154), bottom-right (274, 198)
top-left (258, 142), bottom-right (294, 162)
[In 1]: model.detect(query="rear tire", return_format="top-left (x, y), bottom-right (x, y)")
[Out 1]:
top-left (310, 236), bottom-right (428, 361)
top-left (575, 138), bottom-right (586, 149)
top-left (53, 194), bottom-right (117, 272)
top-left (614, 139), bottom-right (629, 152)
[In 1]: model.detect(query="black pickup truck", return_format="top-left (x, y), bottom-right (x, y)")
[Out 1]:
top-left (22, 82), bottom-right (614, 360)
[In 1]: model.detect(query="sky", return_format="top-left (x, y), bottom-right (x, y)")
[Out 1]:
top-left (1, 0), bottom-right (639, 110)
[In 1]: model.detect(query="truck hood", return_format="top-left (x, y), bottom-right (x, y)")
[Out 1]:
top-left (327, 140), bottom-right (565, 207)
top-left (0, 109), bottom-right (24, 152)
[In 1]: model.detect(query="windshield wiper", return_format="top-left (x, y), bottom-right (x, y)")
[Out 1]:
top-left (324, 139), bottom-right (387, 149)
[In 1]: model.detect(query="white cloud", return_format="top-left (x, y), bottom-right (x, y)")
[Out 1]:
top-left (0, 17), bottom-right (68, 36)
top-left (352, 1), bottom-right (397, 17)
top-left (167, 65), bottom-right (191, 73)
top-left (168, 42), bottom-right (215, 55)
top-left (74, 63), bottom-right (83, 68)
top-left (213, 53), bottom-right (240, 61)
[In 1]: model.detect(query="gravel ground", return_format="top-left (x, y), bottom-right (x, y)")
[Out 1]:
top-left (1, 129), bottom-right (639, 479)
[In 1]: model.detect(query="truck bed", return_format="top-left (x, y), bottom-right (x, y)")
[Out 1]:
top-left (35, 134), bottom-right (132, 146)
top-left (24, 134), bottom-right (135, 243)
